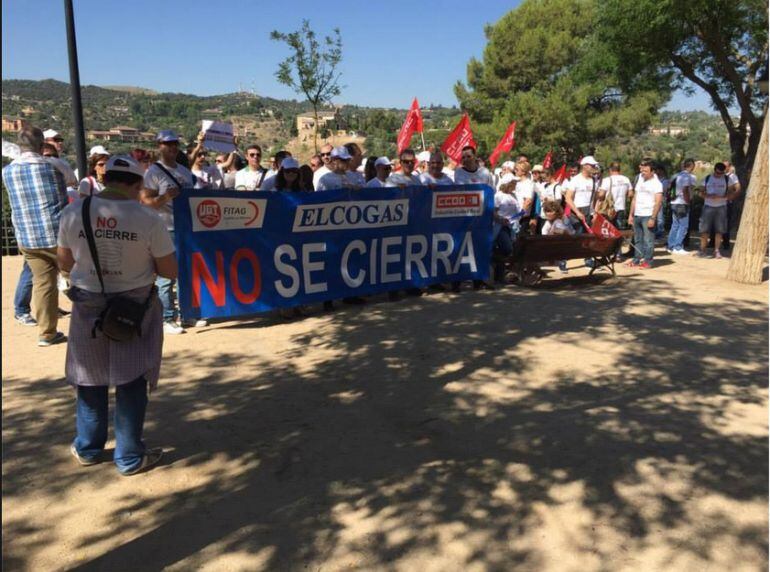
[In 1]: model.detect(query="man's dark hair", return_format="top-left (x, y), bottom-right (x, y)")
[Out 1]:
top-left (274, 150), bottom-right (292, 167)
top-left (461, 145), bottom-right (476, 156)
top-left (714, 162), bottom-right (726, 172)
top-left (400, 148), bottom-right (416, 160)
top-left (639, 159), bottom-right (655, 169)
top-left (103, 171), bottom-right (143, 186)
top-left (246, 144), bottom-right (262, 154)
top-left (41, 142), bottom-right (59, 157)
top-left (344, 142), bottom-right (361, 156)
top-left (18, 126), bottom-right (44, 153)
top-left (609, 161), bottom-right (621, 172)
top-left (683, 158), bottom-right (695, 169)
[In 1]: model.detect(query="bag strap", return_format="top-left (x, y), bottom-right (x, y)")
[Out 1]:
top-left (87, 176), bottom-right (95, 196)
top-left (81, 196), bottom-right (106, 295)
top-left (154, 161), bottom-right (184, 188)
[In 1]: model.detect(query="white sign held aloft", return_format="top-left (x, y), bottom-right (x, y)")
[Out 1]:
top-left (201, 120), bottom-right (236, 154)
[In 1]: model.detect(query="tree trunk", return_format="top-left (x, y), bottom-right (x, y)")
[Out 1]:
top-left (727, 112), bottom-right (768, 285)
top-left (312, 105), bottom-right (319, 153)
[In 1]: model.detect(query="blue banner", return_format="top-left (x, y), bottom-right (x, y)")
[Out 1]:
top-left (173, 185), bottom-right (494, 320)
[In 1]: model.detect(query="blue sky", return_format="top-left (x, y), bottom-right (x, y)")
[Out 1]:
top-left (2, 0), bottom-right (713, 111)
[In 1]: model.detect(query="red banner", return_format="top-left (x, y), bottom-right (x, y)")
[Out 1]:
top-left (440, 114), bottom-right (476, 163)
top-left (487, 121), bottom-right (517, 168)
top-left (396, 98), bottom-right (423, 154)
top-left (590, 213), bottom-right (623, 238)
top-left (542, 151), bottom-right (553, 170)
top-left (553, 164), bottom-right (569, 184)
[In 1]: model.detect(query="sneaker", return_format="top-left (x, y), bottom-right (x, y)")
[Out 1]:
top-left (15, 313), bottom-right (37, 326)
top-left (665, 247), bottom-right (673, 254)
top-left (120, 447), bottom-right (163, 476)
top-left (58, 308), bottom-right (71, 317)
top-left (714, 251), bottom-right (724, 259)
top-left (163, 321), bottom-right (185, 335)
top-left (672, 248), bottom-right (689, 255)
top-left (693, 251), bottom-right (710, 258)
top-left (70, 444), bottom-right (100, 466)
top-left (638, 261), bottom-right (652, 269)
top-left (38, 332), bottom-right (66, 347)
top-left (181, 318), bottom-right (208, 328)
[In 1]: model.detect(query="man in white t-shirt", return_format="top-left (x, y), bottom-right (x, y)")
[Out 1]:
top-left (316, 146), bottom-right (363, 190)
top-left (234, 145), bottom-right (268, 190)
top-left (626, 159), bottom-right (662, 268)
top-left (453, 145), bottom-right (494, 187)
top-left (365, 157), bottom-right (393, 187)
top-left (666, 158), bottom-right (696, 254)
top-left (564, 155), bottom-right (600, 233)
top-left (419, 151), bottom-right (454, 186)
top-left (312, 143), bottom-right (334, 189)
top-left (386, 148), bottom-right (423, 187)
top-left (599, 161), bottom-right (632, 230)
top-left (141, 130), bottom-right (196, 334)
top-left (711, 160), bottom-right (742, 250)
top-left (697, 162), bottom-right (734, 259)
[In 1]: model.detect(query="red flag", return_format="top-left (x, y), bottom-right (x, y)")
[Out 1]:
top-left (553, 164), bottom-right (568, 184)
top-left (440, 114), bottom-right (476, 163)
top-left (542, 151), bottom-right (553, 170)
top-left (487, 121), bottom-right (517, 168)
top-left (397, 98), bottom-right (423, 154)
top-left (590, 213), bottom-right (623, 238)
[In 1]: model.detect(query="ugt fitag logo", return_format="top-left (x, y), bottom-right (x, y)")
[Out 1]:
top-left (196, 199), bottom-right (221, 228)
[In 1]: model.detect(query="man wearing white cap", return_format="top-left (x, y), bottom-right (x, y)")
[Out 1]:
top-left (419, 151), bottom-right (454, 186)
top-left (564, 155), bottom-right (601, 233)
top-left (141, 130), bottom-right (195, 334)
top-left (365, 157), bottom-right (393, 188)
top-left (416, 150), bottom-right (431, 174)
top-left (315, 146), bottom-right (363, 190)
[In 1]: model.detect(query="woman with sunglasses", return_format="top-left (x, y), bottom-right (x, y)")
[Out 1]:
top-left (77, 153), bottom-right (110, 198)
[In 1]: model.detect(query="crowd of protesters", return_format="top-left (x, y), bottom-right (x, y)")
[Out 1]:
top-left (1, 122), bottom-right (746, 475)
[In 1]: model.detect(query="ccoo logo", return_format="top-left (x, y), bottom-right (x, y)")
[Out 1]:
top-left (196, 200), bottom-right (221, 228)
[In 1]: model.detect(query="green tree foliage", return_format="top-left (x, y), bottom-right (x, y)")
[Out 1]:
top-left (455, 0), bottom-right (667, 164)
top-left (270, 20), bottom-right (343, 152)
top-left (598, 0), bottom-right (768, 180)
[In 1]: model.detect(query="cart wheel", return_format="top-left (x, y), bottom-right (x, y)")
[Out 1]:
top-left (521, 265), bottom-right (543, 286)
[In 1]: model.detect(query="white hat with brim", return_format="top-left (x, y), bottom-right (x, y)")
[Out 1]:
top-left (280, 157), bottom-right (300, 170)
top-left (43, 129), bottom-right (61, 140)
top-left (330, 146), bottom-right (352, 160)
top-left (105, 155), bottom-right (144, 178)
top-left (89, 145), bottom-right (110, 157)
top-left (580, 155), bottom-right (599, 166)
top-left (374, 156), bottom-right (392, 167)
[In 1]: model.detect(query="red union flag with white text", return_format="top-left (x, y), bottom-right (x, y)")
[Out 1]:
top-left (440, 114), bottom-right (476, 163)
top-left (488, 121), bottom-right (517, 168)
top-left (590, 213), bottom-right (622, 238)
top-left (542, 151), bottom-right (553, 170)
top-left (396, 98), bottom-right (423, 154)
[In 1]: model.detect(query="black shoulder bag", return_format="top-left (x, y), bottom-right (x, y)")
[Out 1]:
top-left (82, 196), bottom-right (156, 342)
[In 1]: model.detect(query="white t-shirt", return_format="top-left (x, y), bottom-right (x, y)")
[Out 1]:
top-left (599, 174), bottom-right (632, 211)
top-left (144, 161), bottom-right (195, 230)
top-left (316, 171), bottom-right (363, 191)
top-left (494, 191), bottom-right (520, 226)
top-left (58, 196), bottom-right (175, 293)
top-left (453, 166), bottom-right (494, 187)
top-left (727, 172), bottom-right (739, 187)
top-left (347, 170), bottom-right (366, 187)
top-left (514, 178), bottom-right (535, 211)
top-left (234, 167), bottom-right (268, 191)
top-left (192, 165), bottom-right (224, 190)
top-left (633, 175), bottom-right (663, 216)
top-left (365, 177), bottom-right (388, 188)
top-left (47, 156), bottom-right (78, 187)
top-left (77, 176), bottom-right (105, 197)
top-left (542, 218), bottom-right (574, 236)
top-left (565, 174), bottom-right (596, 209)
top-left (671, 171), bottom-right (696, 205)
top-left (313, 165), bottom-right (331, 189)
top-left (702, 173), bottom-right (730, 207)
top-left (442, 167), bottom-right (455, 181)
top-left (386, 172), bottom-right (422, 187)
top-left (419, 172), bottom-right (455, 186)
top-left (536, 182), bottom-right (563, 218)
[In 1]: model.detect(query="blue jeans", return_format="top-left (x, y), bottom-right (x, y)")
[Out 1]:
top-left (633, 216), bottom-right (655, 262)
top-left (667, 205), bottom-right (689, 251)
top-left (655, 208), bottom-right (665, 239)
top-left (73, 376), bottom-right (149, 474)
top-left (14, 261), bottom-right (33, 316)
top-left (155, 275), bottom-right (177, 321)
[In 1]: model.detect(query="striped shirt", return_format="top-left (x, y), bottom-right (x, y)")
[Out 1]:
top-left (2, 152), bottom-right (67, 249)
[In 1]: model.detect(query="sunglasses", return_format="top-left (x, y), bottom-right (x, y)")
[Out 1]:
top-left (401, 159), bottom-right (416, 164)
top-left (96, 162), bottom-right (107, 167)
top-left (320, 153), bottom-right (331, 157)
top-left (197, 152), bottom-right (207, 157)
top-left (248, 153), bottom-right (261, 158)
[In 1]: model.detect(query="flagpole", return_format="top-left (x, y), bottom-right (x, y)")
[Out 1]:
top-left (420, 131), bottom-right (426, 151)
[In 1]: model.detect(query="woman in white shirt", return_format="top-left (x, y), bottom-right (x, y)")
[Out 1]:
top-left (77, 153), bottom-right (109, 197)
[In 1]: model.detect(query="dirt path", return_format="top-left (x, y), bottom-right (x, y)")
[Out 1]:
top-left (2, 252), bottom-right (767, 571)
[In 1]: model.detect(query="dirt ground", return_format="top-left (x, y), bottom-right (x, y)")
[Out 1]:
top-left (2, 250), bottom-right (767, 572)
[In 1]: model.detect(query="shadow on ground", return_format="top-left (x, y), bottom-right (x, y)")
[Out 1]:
top-left (3, 275), bottom-right (768, 571)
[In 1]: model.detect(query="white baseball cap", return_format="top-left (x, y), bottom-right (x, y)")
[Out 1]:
top-left (502, 160), bottom-right (515, 170)
top-left (43, 129), bottom-right (61, 140)
top-left (89, 145), bottom-right (110, 157)
top-left (280, 157), bottom-right (300, 170)
top-left (532, 164), bottom-right (544, 172)
top-left (499, 173), bottom-right (517, 185)
top-left (105, 154), bottom-right (144, 178)
top-left (416, 151), bottom-right (431, 163)
top-left (374, 156), bottom-right (393, 167)
top-left (580, 155), bottom-right (599, 166)
top-left (330, 146), bottom-right (352, 160)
